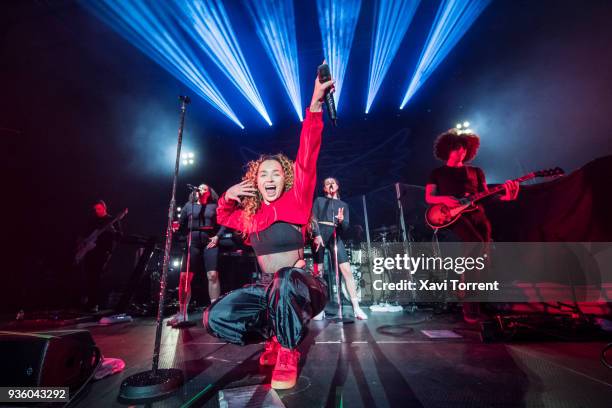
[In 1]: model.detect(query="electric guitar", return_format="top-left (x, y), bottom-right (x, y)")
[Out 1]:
top-left (425, 168), bottom-right (564, 229)
top-left (75, 208), bottom-right (128, 264)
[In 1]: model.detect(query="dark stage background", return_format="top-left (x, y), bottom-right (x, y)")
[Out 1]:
top-left (1, 0), bottom-right (612, 312)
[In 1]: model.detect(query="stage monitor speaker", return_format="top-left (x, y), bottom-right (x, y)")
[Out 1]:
top-left (0, 330), bottom-right (101, 391)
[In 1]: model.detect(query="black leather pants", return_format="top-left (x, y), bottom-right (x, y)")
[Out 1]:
top-left (203, 267), bottom-right (327, 349)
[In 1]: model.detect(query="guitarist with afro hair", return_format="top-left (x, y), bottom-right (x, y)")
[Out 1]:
top-left (425, 129), bottom-right (519, 322)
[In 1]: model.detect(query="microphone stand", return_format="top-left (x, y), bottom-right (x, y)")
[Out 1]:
top-left (118, 96), bottom-right (190, 401)
top-left (174, 188), bottom-right (197, 328)
top-left (329, 198), bottom-right (353, 325)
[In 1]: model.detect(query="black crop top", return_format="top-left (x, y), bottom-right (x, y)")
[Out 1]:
top-left (249, 222), bottom-right (303, 256)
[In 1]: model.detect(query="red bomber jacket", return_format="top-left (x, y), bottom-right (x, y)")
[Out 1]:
top-left (216, 108), bottom-right (323, 243)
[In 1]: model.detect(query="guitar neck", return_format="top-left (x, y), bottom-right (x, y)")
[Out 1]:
top-left (470, 173), bottom-right (535, 203)
top-left (98, 221), bottom-right (116, 234)
top-left (97, 210), bottom-right (127, 235)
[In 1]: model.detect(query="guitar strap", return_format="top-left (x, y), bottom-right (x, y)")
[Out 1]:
top-left (466, 166), bottom-right (478, 191)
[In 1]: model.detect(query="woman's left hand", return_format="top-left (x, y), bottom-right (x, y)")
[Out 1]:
top-left (207, 236), bottom-right (219, 249)
top-left (336, 207), bottom-right (344, 223)
top-left (500, 180), bottom-right (520, 201)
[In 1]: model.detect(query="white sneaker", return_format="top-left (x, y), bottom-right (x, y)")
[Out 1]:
top-left (353, 306), bottom-right (368, 320)
top-left (370, 303), bottom-right (385, 312)
top-left (313, 310), bottom-right (325, 321)
top-left (387, 304), bottom-right (403, 313)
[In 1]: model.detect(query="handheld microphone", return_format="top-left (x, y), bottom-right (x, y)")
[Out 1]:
top-left (317, 63), bottom-right (337, 126)
top-left (186, 184), bottom-right (200, 191)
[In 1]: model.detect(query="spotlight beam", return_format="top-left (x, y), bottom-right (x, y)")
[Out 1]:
top-left (82, 0), bottom-right (243, 128)
top-left (366, 0), bottom-right (421, 114)
top-left (400, 0), bottom-right (491, 109)
top-left (171, 0), bottom-right (272, 126)
top-left (316, 0), bottom-right (362, 112)
top-left (245, 0), bottom-right (303, 121)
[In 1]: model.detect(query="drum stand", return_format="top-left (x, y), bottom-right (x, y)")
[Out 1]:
top-left (381, 233), bottom-right (396, 311)
top-left (403, 226), bottom-right (417, 313)
top-left (370, 233), bottom-right (403, 313)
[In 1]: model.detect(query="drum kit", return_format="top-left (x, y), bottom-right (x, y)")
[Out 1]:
top-left (372, 224), bottom-right (400, 242)
top-left (338, 222), bottom-right (445, 311)
top-left (338, 224), bottom-right (409, 308)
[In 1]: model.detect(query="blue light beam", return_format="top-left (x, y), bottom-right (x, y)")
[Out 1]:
top-left (366, 0), bottom-right (421, 114)
top-left (245, 0), bottom-right (303, 121)
top-left (400, 0), bottom-right (491, 109)
top-left (171, 0), bottom-right (272, 126)
top-left (82, 0), bottom-right (244, 128)
top-left (317, 0), bottom-right (362, 112)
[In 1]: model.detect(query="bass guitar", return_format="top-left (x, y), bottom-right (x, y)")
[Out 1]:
top-left (75, 208), bottom-right (128, 264)
top-left (425, 168), bottom-right (564, 229)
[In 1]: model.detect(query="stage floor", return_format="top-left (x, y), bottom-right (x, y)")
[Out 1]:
top-left (63, 309), bottom-right (612, 408)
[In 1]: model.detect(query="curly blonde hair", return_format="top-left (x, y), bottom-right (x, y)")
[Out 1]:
top-left (239, 154), bottom-right (295, 235)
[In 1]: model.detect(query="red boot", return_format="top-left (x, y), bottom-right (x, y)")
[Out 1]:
top-left (271, 347), bottom-right (300, 389)
top-left (259, 336), bottom-right (280, 366)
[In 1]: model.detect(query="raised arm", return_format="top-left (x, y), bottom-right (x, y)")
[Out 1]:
top-left (292, 73), bottom-right (334, 210)
top-left (292, 108), bottom-right (323, 209)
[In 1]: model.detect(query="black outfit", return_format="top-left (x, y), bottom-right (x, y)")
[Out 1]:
top-left (311, 196), bottom-right (350, 264)
top-left (81, 215), bottom-right (122, 308)
top-left (204, 265), bottom-right (326, 348)
top-left (428, 165), bottom-right (491, 242)
top-left (178, 201), bottom-right (226, 272)
top-left (204, 221), bottom-right (327, 349)
top-left (429, 165), bottom-right (492, 315)
top-left (249, 222), bottom-right (303, 256)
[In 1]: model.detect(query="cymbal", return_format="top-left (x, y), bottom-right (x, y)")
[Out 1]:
top-left (372, 225), bottom-right (399, 234)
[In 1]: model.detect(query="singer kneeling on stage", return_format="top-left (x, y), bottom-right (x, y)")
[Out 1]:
top-left (203, 66), bottom-right (333, 390)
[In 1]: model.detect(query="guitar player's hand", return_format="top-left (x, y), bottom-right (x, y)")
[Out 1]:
top-left (442, 196), bottom-right (461, 207)
top-left (500, 180), bottom-right (520, 201)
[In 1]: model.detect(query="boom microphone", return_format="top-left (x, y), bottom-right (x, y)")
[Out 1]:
top-left (317, 63), bottom-right (337, 126)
